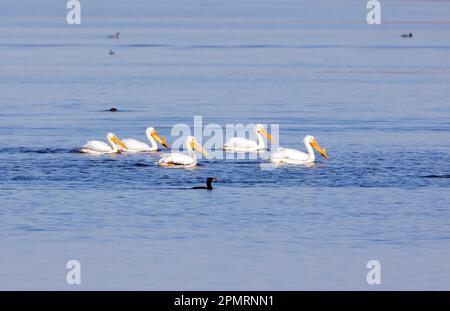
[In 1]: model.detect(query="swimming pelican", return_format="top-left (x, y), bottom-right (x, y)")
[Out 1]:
top-left (121, 127), bottom-right (169, 153)
top-left (80, 132), bottom-right (127, 154)
top-left (223, 124), bottom-right (273, 151)
top-left (158, 136), bottom-right (209, 167)
top-left (270, 135), bottom-right (329, 164)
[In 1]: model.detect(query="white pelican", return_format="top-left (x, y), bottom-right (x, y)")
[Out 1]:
top-left (80, 132), bottom-right (128, 154)
top-left (223, 124), bottom-right (274, 151)
top-left (270, 135), bottom-right (329, 164)
top-left (158, 136), bottom-right (209, 167)
top-left (121, 127), bottom-right (170, 153)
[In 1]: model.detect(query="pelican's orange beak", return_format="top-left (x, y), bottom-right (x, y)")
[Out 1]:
top-left (258, 127), bottom-right (275, 143)
top-left (151, 130), bottom-right (170, 148)
top-left (191, 140), bottom-right (210, 158)
top-left (310, 138), bottom-right (329, 160)
top-left (111, 135), bottom-right (128, 150)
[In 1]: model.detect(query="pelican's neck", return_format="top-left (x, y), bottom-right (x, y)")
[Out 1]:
top-left (255, 130), bottom-right (265, 148)
top-left (186, 141), bottom-right (197, 162)
top-left (304, 140), bottom-right (315, 162)
top-left (108, 137), bottom-right (118, 152)
top-left (146, 129), bottom-right (157, 149)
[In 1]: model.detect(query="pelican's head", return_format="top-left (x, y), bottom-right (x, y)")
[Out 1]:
top-left (146, 127), bottom-right (170, 148)
top-left (106, 132), bottom-right (128, 149)
top-left (188, 136), bottom-right (210, 158)
top-left (304, 135), bottom-right (329, 160)
top-left (255, 124), bottom-right (274, 143)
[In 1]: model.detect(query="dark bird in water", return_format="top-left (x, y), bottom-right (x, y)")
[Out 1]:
top-left (107, 32), bottom-right (120, 39)
top-left (109, 49), bottom-right (115, 56)
top-left (108, 107), bottom-right (118, 112)
top-left (401, 33), bottom-right (413, 38)
top-left (192, 177), bottom-right (217, 190)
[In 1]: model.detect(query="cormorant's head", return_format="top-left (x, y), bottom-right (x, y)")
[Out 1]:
top-left (206, 177), bottom-right (217, 188)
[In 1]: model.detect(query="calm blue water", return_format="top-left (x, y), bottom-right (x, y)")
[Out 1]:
top-left (1, 0), bottom-right (450, 290)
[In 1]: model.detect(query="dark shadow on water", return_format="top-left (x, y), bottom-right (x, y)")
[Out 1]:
top-left (134, 163), bottom-right (152, 167)
top-left (0, 147), bottom-right (76, 154)
top-left (97, 109), bottom-right (135, 112)
top-left (422, 175), bottom-right (450, 179)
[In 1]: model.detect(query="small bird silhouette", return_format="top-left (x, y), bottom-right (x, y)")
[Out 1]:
top-left (107, 32), bottom-right (120, 39)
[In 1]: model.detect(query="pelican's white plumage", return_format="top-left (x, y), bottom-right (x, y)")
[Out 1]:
top-left (80, 133), bottom-right (127, 154)
top-left (159, 153), bottom-right (196, 166)
top-left (121, 139), bottom-right (151, 152)
top-left (121, 127), bottom-right (169, 153)
top-left (223, 124), bottom-right (273, 152)
top-left (158, 136), bottom-right (209, 167)
top-left (270, 135), bottom-right (329, 164)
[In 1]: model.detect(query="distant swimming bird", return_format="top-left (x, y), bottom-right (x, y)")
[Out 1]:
top-left (270, 135), bottom-right (329, 164)
top-left (158, 136), bottom-right (209, 167)
top-left (223, 124), bottom-right (274, 152)
top-left (401, 33), bottom-right (413, 38)
top-left (121, 127), bottom-right (170, 153)
top-left (192, 177), bottom-right (217, 190)
top-left (108, 107), bottom-right (118, 112)
top-left (109, 49), bottom-right (115, 55)
top-left (80, 132), bottom-right (127, 154)
top-left (107, 32), bottom-right (120, 39)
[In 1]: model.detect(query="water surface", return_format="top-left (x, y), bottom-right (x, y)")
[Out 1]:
top-left (0, 0), bottom-right (450, 290)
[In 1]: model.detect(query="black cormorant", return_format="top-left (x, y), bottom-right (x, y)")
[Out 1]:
top-left (192, 177), bottom-right (217, 190)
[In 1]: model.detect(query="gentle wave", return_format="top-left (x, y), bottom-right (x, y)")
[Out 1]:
top-left (2, 43), bottom-right (450, 50)
top-left (0, 147), bottom-right (78, 154)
